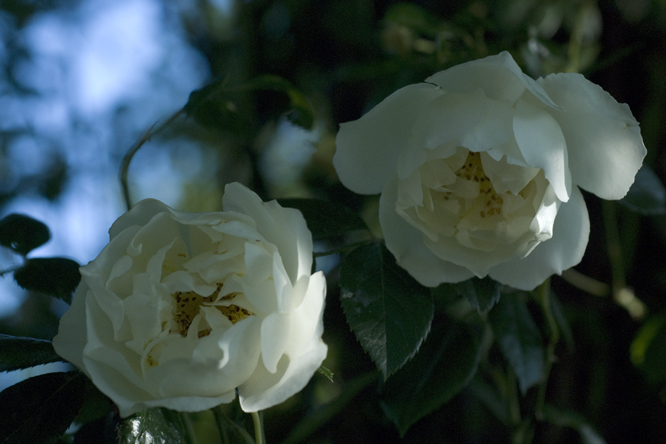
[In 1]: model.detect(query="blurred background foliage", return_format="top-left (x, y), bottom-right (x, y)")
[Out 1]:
top-left (1, 0), bottom-right (666, 442)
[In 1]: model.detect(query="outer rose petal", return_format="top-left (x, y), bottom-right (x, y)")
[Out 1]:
top-left (426, 51), bottom-right (560, 109)
top-left (240, 272), bottom-right (327, 412)
top-left (380, 173), bottom-right (475, 286)
top-left (109, 199), bottom-right (170, 240)
top-left (223, 182), bottom-right (313, 283)
top-left (51, 283), bottom-right (89, 372)
top-left (488, 186), bottom-right (590, 290)
top-left (513, 99), bottom-right (572, 202)
top-left (334, 83), bottom-right (441, 194)
top-left (538, 72), bottom-right (646, 200)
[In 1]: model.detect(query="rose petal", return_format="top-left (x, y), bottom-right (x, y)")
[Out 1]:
top-left (286, 272), bottom-right (326, 354)
top-left (380, 174), bottom-right (475, 287)
top-left (488, 186), bottom-right (590, 290)
top-left (513, 98), bottom-right (572, 202)
top-left (538, 72), bottom-right (646, 200)
top-left (223, 182), bottom-right (313, 283)
top-left (480, 152), bottom-right (540, 195)
top-left (459, 97), bottom-right (514, 152)
top-left (240, 272), bottom-right (326, 411)
top-left (426, 51), bottom-right (560, 109)
top-left (334, 83), bottom-right (441, 194)
top-left (239, 342), bottom-right (327, 412)
top-left (109, 199), bottom-right (171, 240)
top-left (400, 89), bottom-right (485, 177)
top-left (261, 312), bottom-right (292, 373)
top-left (52, 283), bottom-right (89, 372)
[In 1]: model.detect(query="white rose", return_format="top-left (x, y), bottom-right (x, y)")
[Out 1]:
top-left (52, 182), bottom-right (327, 417)
top-left (333, 52), bottom-right (645, 290)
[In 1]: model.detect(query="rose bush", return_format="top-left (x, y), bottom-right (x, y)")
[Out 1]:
top-left (334, 51), bottom-right (646, 290)
top-left (52, 182), bottom-right (327, 417)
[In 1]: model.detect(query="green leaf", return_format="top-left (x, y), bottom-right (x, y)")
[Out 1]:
top-left (488, 292), bottom-right (545, 394)
top-left (630, 312), bottom-right (666, 384)
top-left (277, 198), bottom-right (368, 239)
top-left (0, 371), bottom-right (85, 444)
top-left (619, 164), bottom-right (666, 215)
top-left (72, 414), bottom-right (115, 444)
top-left (380, 319), bottom-right (483, 436)
top-left (283, 372), bottom-right (379, 444)
top-left (0, 214), bottom-right (50, 256)
top-left (451, 277), bottom-right (503, 314)
top-left (116, 408), bottom-right (187, 444)
top-left (243, 75), bottom-right (314, 130)
top-left (542, 405), bottom-right (607, 444)
top-left (73, 379), bottom-right (113, 427)
top-left (468, 376), bottom-right (510, 425)
top-left (340, 243), bottom-right (434, 378)
top-left (0, 334), bottom-right (64, 372)
top-left (184, 74), bottom-right (315, 131)
top-left (14, 257), bottom-right (81, 304)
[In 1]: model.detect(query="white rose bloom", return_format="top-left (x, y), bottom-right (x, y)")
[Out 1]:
top-left (52, 182), bottom-right (327, 417)
top-left (334, 52), bottom-right (646, 290)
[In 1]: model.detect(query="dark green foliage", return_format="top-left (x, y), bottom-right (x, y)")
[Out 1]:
top-left (450, 277), bottom-right (504, 314)
top-left (381, 318), bottom-right (484, 436)
top-left (0, 214), bottom-right (50, 256)
top-left (13, 257), bottom-right (81, 304)
top-left (340, 242), bottom-right (434, 379)
top-left (488, 293), bottom-right (545, 394)
top-left (619, 165), bottom-right (666, 215)
top-left (184, 74), bottom-right (314, 132)
top-left (115, 408), bottom-right (187, 444)
top-left (0, 371), bottom-right (85, 444)
top-left (0, 334), bottom-right (64, 372)
top-left (277, 198), bottom-right (368, 239)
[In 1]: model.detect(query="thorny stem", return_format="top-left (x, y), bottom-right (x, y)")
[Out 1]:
top-left (534, 278), bottom-right (558, 420)
top-left (120, 109), bottom-right (185, 211)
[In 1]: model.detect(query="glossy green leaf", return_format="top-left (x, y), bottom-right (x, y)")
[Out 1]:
top-left (488, 293), bottom-right (545, 394)
top-left (381, 319), bottom-right (483, 436)
top-left (619, 164), bottom-right (666, 215)
top-left (277, 198), bottom-right (368, 239)
top-left (116, 408), bottom-right (186, 444)
top-left (0, 334), bottom-right (64, 372)
top-left (0, 371), bottom-right (85, 444)
top-left (14, 257), bottom-right (81, 304)
top-left (0, 214), bottom-right (50, 256)
top-left (340, 242), bottom-right (434, 378)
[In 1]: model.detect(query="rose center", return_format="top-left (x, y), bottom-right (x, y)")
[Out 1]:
top-left (452, 151), bottom-right (503, 218)
top-left (173, 284), bottom-right (254, 338)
